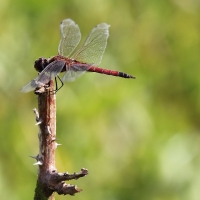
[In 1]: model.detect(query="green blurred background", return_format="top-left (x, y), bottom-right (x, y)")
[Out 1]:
top-left (0, 0), bottom-right (200, 199)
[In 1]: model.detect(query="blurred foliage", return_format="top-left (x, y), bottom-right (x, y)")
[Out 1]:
top-left (0, 0), bottom-right (200, 199)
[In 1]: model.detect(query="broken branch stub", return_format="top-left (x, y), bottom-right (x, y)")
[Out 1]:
top-left (33, 81), bottom-right (88, 199)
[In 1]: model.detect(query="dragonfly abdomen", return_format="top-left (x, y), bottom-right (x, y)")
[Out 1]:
top-left (88, 66), bottom-right (135, 79)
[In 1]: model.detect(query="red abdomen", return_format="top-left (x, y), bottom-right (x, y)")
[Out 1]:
top-left (88, 66), bottom-right (135, 79)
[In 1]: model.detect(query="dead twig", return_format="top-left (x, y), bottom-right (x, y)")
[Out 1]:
top-left (32, 81), bottom-right (88, 199)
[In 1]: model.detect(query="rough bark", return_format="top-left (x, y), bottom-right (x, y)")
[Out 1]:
top-left (32, 81), bottom-right (88, 199)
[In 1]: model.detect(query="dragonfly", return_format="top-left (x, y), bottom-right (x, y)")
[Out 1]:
top-left (21, 19), bottom-right (135, 93)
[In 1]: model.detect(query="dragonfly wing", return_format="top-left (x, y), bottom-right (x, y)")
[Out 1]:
top-left (62, 70), bottom-right (85, 82)
top-left (62, 63), bottom-right (92, 82)
top-left (71, 23), bottom-right (110, 66)
top-left (58, 19), bottom-right (81, 57)
top-left (20, 77), bottom-right (42, 93)
top-left (20, 60), bottom-right (65, 93)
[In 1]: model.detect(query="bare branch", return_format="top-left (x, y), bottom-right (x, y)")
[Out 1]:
top-left (33, 82), bottom-right (88, 199)
top-left (49, 168), bottom-right (89, 183)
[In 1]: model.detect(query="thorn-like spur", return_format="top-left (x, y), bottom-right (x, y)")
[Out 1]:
top-left (33, 161), bottom-right (43, 166)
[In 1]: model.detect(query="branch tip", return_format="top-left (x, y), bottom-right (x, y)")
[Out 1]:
top-left (56, 183), bottom-right (82, 196)
top-left (81, 168), bottom-right (89, 175)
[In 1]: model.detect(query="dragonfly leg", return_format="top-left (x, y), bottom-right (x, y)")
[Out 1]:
top-left (41, 76), bottom-right (63, 95)
top-left (55, 75), bottom-right (64, 92)
top-left (49, 76), bottom-right (64, 94)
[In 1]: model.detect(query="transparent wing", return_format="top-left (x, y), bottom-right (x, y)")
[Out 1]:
top-left (62, 63), bottom-right (92, 82)
top-left (36, 60), bottom-right (65, 83)
top-left (71, 23), bottom-right (110, 66)
top-left (21, 60), bottom-right (65, 93)
top-left (62, 70), bottom-right (85, 82)
top-left (20, 77), bottom-right (44, 93)
top-left (58, 19), bottom-right (81, 57)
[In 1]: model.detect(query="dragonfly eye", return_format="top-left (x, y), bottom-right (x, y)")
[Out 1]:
top-left (34, 57), bottom-right (49, 72)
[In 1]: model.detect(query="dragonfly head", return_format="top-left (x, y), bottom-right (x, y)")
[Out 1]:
top-left (34, 57), bottom-right (48, 72)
